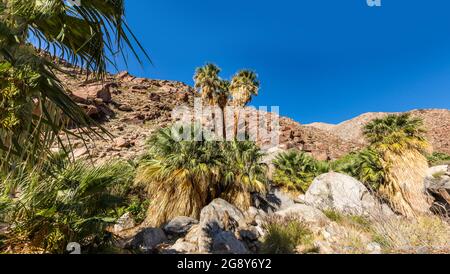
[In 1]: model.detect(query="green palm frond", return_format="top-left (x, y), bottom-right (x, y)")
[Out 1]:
top-left (363, 113), bottom-right (428, 154)
top-left (272, 150), bottom-right (329, 193)
top-left (0, 0), bottom-right (150, 172)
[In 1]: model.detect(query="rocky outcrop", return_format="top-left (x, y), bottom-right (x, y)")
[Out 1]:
top-left (425, 165), bottom-right (450, 215)
top-left (304, 172), bottom-right (393, 217)
top-left (164, 199), bottom-right (262, 254)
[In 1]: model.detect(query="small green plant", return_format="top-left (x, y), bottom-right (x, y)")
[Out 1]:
top-left (323, 210), bottom-right (343, 223)
top-left (261, 217), bottom-right (314, 254)
top-left (427, 152), bottom-right (450, 166)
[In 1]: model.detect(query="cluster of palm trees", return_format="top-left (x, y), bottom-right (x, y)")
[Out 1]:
top-left (135, 127), bottom-right (267, 227)
top-left (273, 113), bottom-right (432, 218)
top-left (194, 63), bottom-right (260, 139)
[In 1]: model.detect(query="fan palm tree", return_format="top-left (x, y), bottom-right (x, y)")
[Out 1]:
top-left (0, 0), bottom-right (149, 172)
top-left (230, 70), bottom-right (260, 138)
top-left (363, 113), bottom-right (431, 217)
top-left (272, 151), bottom-right (329, 194)
top-left (193, 63), bottom-right (222, 105)
top-left (221, 141), bottom-right (267, 210)
top-left (193, 63), bottom-right (225, 140)
top-left (135, 126), bottom-right (223, 227)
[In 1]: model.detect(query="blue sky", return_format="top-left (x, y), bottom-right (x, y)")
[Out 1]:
top-left (117, 0), bottom-right (450, 124)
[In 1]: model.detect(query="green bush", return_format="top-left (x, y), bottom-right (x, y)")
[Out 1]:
top-left (427, 152), bottom-right (450, 166)
top-left (261, 218), bottom-right (314, 254)
top-left (7, 159), bottom-right (135, 254)
top-left (272, 151), bottom-right (329, 193)
top-left (331, 149), bottom-right (385, 190)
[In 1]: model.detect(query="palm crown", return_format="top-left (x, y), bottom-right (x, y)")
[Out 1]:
top-left (363, 113), bottom-right (428, 153)
top-left (230, 70), bottom-right (260, 107)
top-left (193, 63), bottom-right (222, 105)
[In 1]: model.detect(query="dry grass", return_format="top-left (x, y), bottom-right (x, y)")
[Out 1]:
top-left (261, 216), bottom-right (316, 254)
top-left (371, 215), bottom-right (450, 253)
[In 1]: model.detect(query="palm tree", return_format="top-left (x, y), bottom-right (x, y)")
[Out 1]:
top-left (363, 113), bottom-right (431, 217)
top-left (272, 151), bottom-right (329, 194)
top-left (221, 141), bottom-right (267, 210)
top-left (0, 0), bottom-right (149, 172)
top-left (193, 63), bottom-right (222, 105)
top-left (230, 70), bottom-right (260, 138)
top-left (135, 126), bottom-right (223, 227)
top-left (193, 63), bottom-right (225, 139)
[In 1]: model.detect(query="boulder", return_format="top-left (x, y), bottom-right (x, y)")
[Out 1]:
top-left (211, 231), bottom-right (249, 254)
top-left (124, 228), bottom-right (167, 252)
top-left (113, 212), bottom-right (136, 233)
top-left (164, 216), bottom-right (199, 235)
top-left (169, 240), bottom-right (198, 254)
top-left (304, 172), bottom-right (391, 217)
top-left (266, 188), bottom-right (296, 212)
top-left (199, 199), bottom-right (246, 232)
top-left (275, 204), bottom-right (329, 224)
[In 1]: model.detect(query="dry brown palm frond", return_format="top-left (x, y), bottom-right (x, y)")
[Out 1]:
top-left (379, 149), bottom-right (431, 217)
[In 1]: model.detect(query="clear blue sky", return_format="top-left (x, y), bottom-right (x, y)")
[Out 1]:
top-left (116, 0), bottom-right (450, 124)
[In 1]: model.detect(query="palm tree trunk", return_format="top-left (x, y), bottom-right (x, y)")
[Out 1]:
top-left (380, 149), bottom-right (431, 217)
top-left (221, 107), bottom-right (227, 141)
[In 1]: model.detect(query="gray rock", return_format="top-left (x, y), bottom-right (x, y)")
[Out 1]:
top-left (266, 188), bottom-right (296, 211)
top-left (276, 204), bottom-right (329, 224)
top-left (126, 228), bottom-right (167, 252)
top-left (164, 216), bottom-right (199, 235)
top-left (238, 227), bottom-right (260, 241)
top-left (366, 242), bottom-right (382, 254)
top-left (169, 240), bottom-right (198, 254)
top-left (212, 231), bottom-right (249, 254)
top-left (200, 199), bottom-right (246, 233)
top-left (113, 212), bottom-right (135, 233)
top-left (304, 172), bottom-right (391, 217)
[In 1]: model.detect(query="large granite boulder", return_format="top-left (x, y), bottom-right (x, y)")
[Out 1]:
top-left (304, 172), bottom-right (392, 217)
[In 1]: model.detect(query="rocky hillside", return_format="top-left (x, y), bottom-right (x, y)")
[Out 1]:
top-left (307, 109), bottom-right (450, 154)
top-left (58, 66), bottom-right (448, 161)
top-left (57, 68), bottom-right (362, 162)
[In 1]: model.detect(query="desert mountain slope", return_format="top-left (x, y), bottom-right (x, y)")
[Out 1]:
top-left (306, 109), bottom-right (450, 154)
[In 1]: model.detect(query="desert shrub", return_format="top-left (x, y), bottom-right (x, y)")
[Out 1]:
top-left (7, 160), bottom-right (135, 254)
top-left (272, 151), bottom-right (329, 193)
top-left (261, 217), bottom-right (314, 254)
top-left (427, 152), bottom-right (450, 166)
top-left (371, 215), bottom-right (450, 253)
